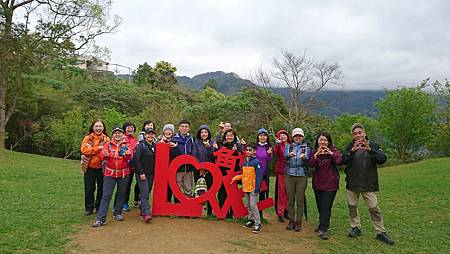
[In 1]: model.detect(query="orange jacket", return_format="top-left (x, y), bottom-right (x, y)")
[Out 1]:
top-left (231, 157), bottom-right (263, 193)
top-left (80, 133), bottom-right (110, 169)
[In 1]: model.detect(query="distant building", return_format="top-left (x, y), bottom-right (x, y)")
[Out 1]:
top-left (76, 55), bottom-right (114, 75)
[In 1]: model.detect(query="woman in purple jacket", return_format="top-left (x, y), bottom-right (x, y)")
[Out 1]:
top-left (255, 128), bottom-right (273, 219)
top-left (309, 132), bottom-right (342, 240)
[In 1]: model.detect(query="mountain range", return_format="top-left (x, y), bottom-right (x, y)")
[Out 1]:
top-left (176, 71), bottom-right (385, 117)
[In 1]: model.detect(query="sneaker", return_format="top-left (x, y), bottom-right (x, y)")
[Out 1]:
top-left (133, 201), bottom-right (141, 208)
top-left (294, 221), bottom-right (302, 232)
top-left (376, 232), bottom-right (395, 245)
top-left (123, 203), bottom-right (130, 212)
top-left (243, 220), bottom-right (255, 229)
top-left (286, 221), bottom-right (295, 230)
top-left (348, 227), bottom-right (362, 238)
top-left (252, 224), bottom-right (262, 234)
top-left (113, 214), bottom-right (124, 221)
top-left (277, 216), bottom-right (285, 222)
top-left (319, 230), bottom-right (329, 240)
top-left (92, 220), bottom-right (105, 227)
top-left (84, 210), bottom-right (94, 216)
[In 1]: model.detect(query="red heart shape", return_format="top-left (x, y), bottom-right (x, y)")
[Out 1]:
top-left (168, 155), bottom-right (222, 204)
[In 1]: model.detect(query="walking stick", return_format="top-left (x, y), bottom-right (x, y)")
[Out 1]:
top-left (304, 195), bottom-right (308, 220)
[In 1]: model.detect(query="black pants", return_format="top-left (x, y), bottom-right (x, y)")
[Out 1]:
top-left (258, 175), bottom-right (270, 218)
top-left (84, 168), bottom-right (103, 212)
top-left (314, 190), bottom-right (337, 230)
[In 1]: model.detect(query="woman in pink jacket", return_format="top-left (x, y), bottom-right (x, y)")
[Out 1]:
top-left (273, 129), bottom-right (290, 222)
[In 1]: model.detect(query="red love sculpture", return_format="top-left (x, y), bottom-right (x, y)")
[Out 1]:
top-left (152, 143), bottom-right (274, 219)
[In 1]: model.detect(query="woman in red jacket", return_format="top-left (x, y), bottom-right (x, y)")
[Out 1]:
top-left (92, 127), bottom-right (132, 227)
top-left (309, 132), bottom-right (342, 240)
top-left (273, 129), bottom-right (290, 222)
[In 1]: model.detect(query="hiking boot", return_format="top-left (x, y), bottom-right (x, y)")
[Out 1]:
top-left (319, 230), bottom-right (329, 240)
top-left (376, 232), bottom-right (395, 245)
top-left (348, 227), bottom-right (362, 238)
top-left (113, 214), bottom-right (124, 221)
top-left (92, 220), bottom-right (105, 227)
top-left (243, 220), bottom-right (255, 228)
top-left (141, 214), bottom-right (152, 223)
top-left (286, 221), bottom-right (295, 230)
top-left (84, 210), bottom-right (94, 216)
top-left (277, 216), bottom-right (285, 222)
top-left (294, 221), bottom-right (302, 232)
top-left (252, 224), bottom-right (262, 234)
top-left (284, 210), bottom-right (289, 220)
top-left (123, 203), bottom-right (130, 212)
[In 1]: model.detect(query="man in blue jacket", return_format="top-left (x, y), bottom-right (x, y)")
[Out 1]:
top-left (172, 120), bottom-right (195, 198)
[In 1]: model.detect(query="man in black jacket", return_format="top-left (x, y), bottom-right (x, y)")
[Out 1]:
top-left (342, 123), bottom-right (394, 245)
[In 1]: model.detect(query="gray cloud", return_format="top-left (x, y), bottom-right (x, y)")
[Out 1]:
top-left (97, 0), bottom-right (450, 89)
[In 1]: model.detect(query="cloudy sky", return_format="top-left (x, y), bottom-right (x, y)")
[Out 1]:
top-left (96, 0), bottom-right (450, 89)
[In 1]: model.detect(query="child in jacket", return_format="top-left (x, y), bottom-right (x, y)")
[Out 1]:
top-left (231, 143), bottom-right (263, 234)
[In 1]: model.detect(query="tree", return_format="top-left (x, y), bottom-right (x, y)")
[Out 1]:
top-left (132, 60), bottom-right (177, 89)
top-left (0, 0), bottom-right (121, 149)
top-left (132, 62), bottom-right (153, 85)
top-left (253, 49), bottom-right (342, 129)
top-left (375, 85), bottom-right (436, 162)
top-left (331, 113), bottom-right (381, 151)
top-left (50, 107), bottom-right (85, 158)
top-left (428, 79), bottom-right (450, 155)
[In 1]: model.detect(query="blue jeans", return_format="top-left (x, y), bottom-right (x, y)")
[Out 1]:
top-left (136, 173), bottom-right (154, 216)
top-left (96, 175), bottom-right (130, 222)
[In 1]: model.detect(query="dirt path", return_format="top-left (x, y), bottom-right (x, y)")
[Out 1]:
top-left (69, 210), bottom-right (323, 254)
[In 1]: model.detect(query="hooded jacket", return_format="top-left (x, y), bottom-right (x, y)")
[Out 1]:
top-left (309, 146), bottom-right (342, 191)
top-left (81, 133), bottom-right (110, 169)
top-left (232, 156), bottom-right (263, 193)
top-left (342, 140), bottom-right (387, 192)
top-left (100, 139), bottom-right (132, 178)
top-left (193, 125), bottom-right (215, 163)
top-left (256, 143), bottom-right (272, 176)
top-left (274, 130), bottom-right (289, 175)
top-left (284, 141), bottom-right (311, 176)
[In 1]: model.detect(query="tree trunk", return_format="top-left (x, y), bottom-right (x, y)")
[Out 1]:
top-left (0, 4), bottom-right (13, 149)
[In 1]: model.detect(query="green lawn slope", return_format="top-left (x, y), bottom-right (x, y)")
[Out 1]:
top-left (0, 150), bottom-right (449, 253)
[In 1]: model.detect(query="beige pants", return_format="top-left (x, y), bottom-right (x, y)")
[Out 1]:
top-left (346, 189), bottom-right (386, 233)
top-left (176, 171), bottom-right (193, 197)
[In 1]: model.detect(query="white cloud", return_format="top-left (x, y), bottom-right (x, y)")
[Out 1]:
top-left (96, 0), bottom-right (450, 89)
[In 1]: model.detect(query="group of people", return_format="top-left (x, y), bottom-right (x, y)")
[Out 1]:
top-left (80, 119), bottom-right (394, 244)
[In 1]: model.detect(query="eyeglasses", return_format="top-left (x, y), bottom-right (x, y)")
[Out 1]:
top-left (246, 148), bottom-right (254, 151)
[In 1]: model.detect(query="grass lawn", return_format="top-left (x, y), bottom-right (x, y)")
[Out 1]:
top-left (299, 157), bottom-right (450, 254)
top-left (0, 150), bottom-right (449, 253)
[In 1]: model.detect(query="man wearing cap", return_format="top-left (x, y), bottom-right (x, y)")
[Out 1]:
top-left (342, 123), bottom-right (394, 245)
top-left (215, 122), bottom-right (225, 142)
top-left (284, 128), bottom-right (310, 232)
